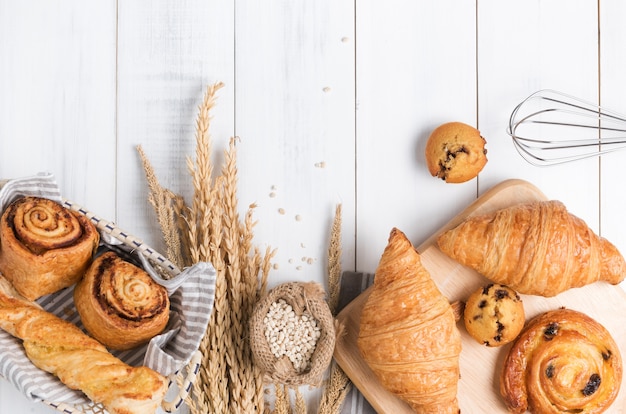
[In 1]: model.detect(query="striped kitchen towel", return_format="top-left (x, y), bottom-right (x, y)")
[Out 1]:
top-left (0, 173), bottom-right (216, 406)
top-left (338, 271), bottom-right (376, 414)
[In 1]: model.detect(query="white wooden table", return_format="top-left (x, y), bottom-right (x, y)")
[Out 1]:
top-left (2, 1), bottom-right (626, 413)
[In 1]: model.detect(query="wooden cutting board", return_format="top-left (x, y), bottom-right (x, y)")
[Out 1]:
top-left (334, 178), bottom-right (626, 413)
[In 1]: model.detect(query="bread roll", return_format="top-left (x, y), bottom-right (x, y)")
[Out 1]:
top-left (0, 275), bottom-right (168, 414)
top-left (501, 308), bottom-right (622, 413)
top-left (0, 196), bottom-right (99, 300)
top-left (74, 251), bottom-right (170, 350)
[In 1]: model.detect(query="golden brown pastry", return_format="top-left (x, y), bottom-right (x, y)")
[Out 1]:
top-left (0, 275), bottom-right (168, 414)
top-left (501, 308), bottom-right (622, 414)
top-left (437, 200), bottom-right (626, 297)
top-left (463, 283), bottom-right (525, 347)
top-left (0, 196), bottom-right (99, 300)
top-left (425, 121), bottom-right (488, 183)
top-left (357, 228), bottom-right (462, 413)
top-left (74, 251), bottom-right (170, 350)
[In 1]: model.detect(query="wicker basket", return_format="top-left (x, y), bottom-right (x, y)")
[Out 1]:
top-left (0, 174), bottom-right (215, 413)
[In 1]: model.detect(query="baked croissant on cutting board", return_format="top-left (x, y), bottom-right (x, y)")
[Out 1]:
top-left (358, 228), bottom-right (462, 413)
top-left (437, 200), bottom-right (626, 297)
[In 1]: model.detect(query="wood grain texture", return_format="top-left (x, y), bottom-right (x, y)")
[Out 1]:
top-left (477, 0), bottom-right (601, 231)
top-left (335, 179), bottom-right (626, 413)
top-left (355, 0), bottom-right (479, 273)
top-left (599, 0), bottom-right (626, 262)
top-left (116, 0), bottom-right (235, 257)
top-left (234, 0), bottom-right (356, 295)
top-left (2, 1), bottom-right (626, 413)
top-left (0, 1), bottom-right (117, 219)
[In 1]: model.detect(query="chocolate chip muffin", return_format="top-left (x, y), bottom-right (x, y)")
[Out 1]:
top-left (463, 283), bottom-right (525, 347)
top-left (425, 122), bottom-right (488, 183)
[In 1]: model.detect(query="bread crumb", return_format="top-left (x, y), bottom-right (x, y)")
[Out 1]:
top-left (295, 214), bottom-right (302, 221)
top-left (269, 192), bottom-right (276, 198)
top-left (306, 258), bottom-right (314, 265)
top-left (314, 161), bottom-right (326, 168)
top-left (323, 87), bottom-right (331, 93)
top-left (296, 266), bottom-right (303, 271)
top-left (288, 258), bottom-right (294, 264)
top-left (278, 208), bottom-right (285, 215)
top-left (300, 243), bottom-right (306, 248)
top-left (341, 37), bottom-right (350, 43)
top-left (272, 263), bottom-right (279, 270)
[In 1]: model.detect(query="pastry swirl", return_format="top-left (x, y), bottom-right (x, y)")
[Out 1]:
top-left (74, 251), bottom-right (170, 350)
top-left (501, 308), bottom-right (622, 414)
top-left (0, 196), bottom-right (99, 300)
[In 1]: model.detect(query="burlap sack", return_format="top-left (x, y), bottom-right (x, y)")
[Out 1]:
top-left (249, 281), bottom-right (335, 386)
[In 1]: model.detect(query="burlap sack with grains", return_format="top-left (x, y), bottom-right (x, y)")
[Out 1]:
top-left (249, 281), bottom-right (335, 386)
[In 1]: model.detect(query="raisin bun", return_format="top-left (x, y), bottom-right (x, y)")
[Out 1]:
top-left (425, 121), bottom-right (487, 183)
top-left (463, 283), bottom-right (525, 347)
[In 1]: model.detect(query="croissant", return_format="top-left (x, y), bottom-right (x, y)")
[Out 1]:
top-left (0, 196), bottom-right (99, 300)
top-left (437, 200), bottom-right (626, 297)
top-left (501, 308), bottom-right (622, 413)
top-left (0, 276), bottom-right (168, 414)
top-left (74, 251), bottom-right (170, 350)
top-left (357, 228), bottom-right (462, 413)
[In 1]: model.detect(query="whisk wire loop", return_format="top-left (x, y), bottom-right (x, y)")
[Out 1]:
top-left (508, 89), bottom-right (626, 166)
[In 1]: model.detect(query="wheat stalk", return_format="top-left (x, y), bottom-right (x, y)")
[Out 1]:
top-left (326, 203), bottom-right (342, 315)
top-left (318, 203), bottom-right (352, 414)
top-left (185, 84), bottom-right (231, 413)
top-left (272, 384), bottom-right (291, 414)
top-left (294, 388), bottom-right (307, 414)
top-left (136, 144), bottom-right (185, 269)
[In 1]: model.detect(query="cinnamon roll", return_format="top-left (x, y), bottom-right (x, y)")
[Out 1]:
top-left (501, 308), bottom-right (622, 414)
top-left (74, 251), bottom-right (170, 350)
top-left (0, 196), bottom-right (99, 300)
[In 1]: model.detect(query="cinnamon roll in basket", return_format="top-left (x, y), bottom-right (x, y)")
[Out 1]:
top-left (74, 250), bottom-right (171, 351)
top-left (0, 196), bottom-right (99, 300)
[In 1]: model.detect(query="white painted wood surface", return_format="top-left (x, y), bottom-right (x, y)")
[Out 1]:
top-left (1, 1), bottom-right (626, 413)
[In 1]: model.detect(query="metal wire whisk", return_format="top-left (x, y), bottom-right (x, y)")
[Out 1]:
top-left (507, 89), bottom-right (626, 166)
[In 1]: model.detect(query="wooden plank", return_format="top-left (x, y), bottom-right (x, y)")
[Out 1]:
top-left (0, 2), bottom-right (117, 413)
top-left (336, 179), bottom-right (626, 413)
top-left (355, 0), bottom-right (478, 273)
top-left (598, 0), bottom-right (626, 263)
top-left (234, 1), bottom-right (355, 411)
top-left (234, 0), bottom-right (356, 290)
top-left (477, 0), bottom-right (601, 231)
top-left (116, 0), bottom-right (235, 255)
top-left (0, 1), bottom-right (117, 219)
